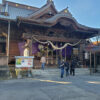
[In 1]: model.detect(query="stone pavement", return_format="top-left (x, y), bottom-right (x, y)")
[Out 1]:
top-left (0, 68), bottom-right (100, 100)
top-left (31, 68), bottom-right (90, 78)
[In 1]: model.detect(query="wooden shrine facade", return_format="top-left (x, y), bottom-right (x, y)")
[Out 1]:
top-left (0, 0), bottom-right (100, 67)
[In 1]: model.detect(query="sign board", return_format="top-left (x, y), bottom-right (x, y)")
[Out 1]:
top-left (15, 56), bottom-right (34, 68)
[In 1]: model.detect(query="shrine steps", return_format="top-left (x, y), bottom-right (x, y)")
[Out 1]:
top-left (31, 68), bottom-right (90, 78)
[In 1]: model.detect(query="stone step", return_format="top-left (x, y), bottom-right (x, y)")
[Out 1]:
top-left (32, 68), bottom-right (90, 76)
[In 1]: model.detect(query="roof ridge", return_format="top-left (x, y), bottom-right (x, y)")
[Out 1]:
top-left (27, 1), bottom-right (57, 19)
top-left (5, 1), bottom-right (39, 11)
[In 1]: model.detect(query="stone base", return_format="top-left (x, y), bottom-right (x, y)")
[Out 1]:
top-left (0, 56), bottom-right (9, 77)
top-left (0, 66), bottom-right (9, 77)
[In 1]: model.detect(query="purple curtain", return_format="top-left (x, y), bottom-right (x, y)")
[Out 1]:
top-left (18, 42), bottom-right (25, 56)
top-left (18, 42), bottom-right (72, 57)
top-left (18, 42), bottom-right (39, 56)
top-left (62, 46), bottom-right (72, 57)
top-left (32, 42), bottom-right (39, 54)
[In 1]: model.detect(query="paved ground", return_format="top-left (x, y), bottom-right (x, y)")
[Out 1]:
top-left (0, 68), bottom-right (100, 100)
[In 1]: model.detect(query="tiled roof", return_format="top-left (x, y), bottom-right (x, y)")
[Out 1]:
top-left (0, 0), bottom-right (100, 36)
top-left (0, 5), bottom-right (35, 20)
top-left (28, 2), bottom-right (57, 18)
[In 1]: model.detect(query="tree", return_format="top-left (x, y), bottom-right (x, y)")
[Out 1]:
top-left (91, 34), bottom-right (100, 45)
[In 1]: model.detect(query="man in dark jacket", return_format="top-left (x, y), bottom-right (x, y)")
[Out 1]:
top-left (65, 61), bottom-right (69, 76)
top-left (70, 59), bottom-right (76, 76)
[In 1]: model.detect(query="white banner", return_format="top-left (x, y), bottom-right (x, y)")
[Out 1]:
top-left (15, 56), bottom-right (34, 68)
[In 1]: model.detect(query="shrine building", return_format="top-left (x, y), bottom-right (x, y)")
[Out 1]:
top-left (0, 0), bottom-right (100, 68)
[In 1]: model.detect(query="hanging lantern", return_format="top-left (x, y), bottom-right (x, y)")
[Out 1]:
top-left (85, 52), bottom-right (89, 59)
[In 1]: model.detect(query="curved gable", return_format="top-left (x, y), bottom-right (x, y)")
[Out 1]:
top-left (27, 1), bottom-right (58, 19)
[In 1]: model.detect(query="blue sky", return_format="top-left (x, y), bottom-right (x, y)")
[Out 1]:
top-left (0, 0), bottom-right (100, 29)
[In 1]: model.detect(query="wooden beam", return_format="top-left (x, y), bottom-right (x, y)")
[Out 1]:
top-left (22, 33), bottom-right (81, 43)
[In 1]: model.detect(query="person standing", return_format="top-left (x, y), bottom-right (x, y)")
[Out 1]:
top-left (65, 61), bottom-right (69, 76)
top-left (40, 55), bottom-right (46, 70)
top-left (70, 59), bottom-right (76, 76)
top-left (60, 59), bottom-right (65, 78)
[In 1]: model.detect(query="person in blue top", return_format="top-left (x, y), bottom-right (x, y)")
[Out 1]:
top-left (60, 59), bottom-right (65, 78)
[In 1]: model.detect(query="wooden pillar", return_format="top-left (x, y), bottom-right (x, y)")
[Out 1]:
top-left (56, 50), bottom-right (57, 64)
top-left (51, 49), bottom-right (53, 64)
top-left (6, 37), bottom-right (8, 56)
top-left (61, 49), bottom-right (62, 62)
top-left (94, 52), bottom-right (96, 72)
top-left (56, 43), bottom-right (58, 64)
top-left (7, 21), bottom-right (10, 65)
top-left (95, 54), bottom-right (97, 72)
top-left (65, 47), bottom-right (66, 62)
top-left (46, 44), bottom-right (49, 64)
top-left (90, 52), bottom-right (92, 75)
top-left (30, 39), bottom-right (33, 56)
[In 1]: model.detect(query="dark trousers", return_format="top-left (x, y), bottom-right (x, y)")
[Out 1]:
top-left (65, 69), bottom-right (69, 76)
top-left (70, 69), bottom-right (75, 76)
top-left (61, 69), bottom-right (64, 78)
